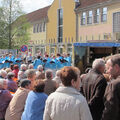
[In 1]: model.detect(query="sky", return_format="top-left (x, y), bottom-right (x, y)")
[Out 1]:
top-left (0, 0), bottom-right (54, 13)
top-left (20, 0), bottom-right (54, 13)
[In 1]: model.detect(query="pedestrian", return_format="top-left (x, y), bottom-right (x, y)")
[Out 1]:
top-left (5, 79), bottom-right (31, 120)
top-left (102, 55), bottom-right (120, 120)
top-left (80, 58), bottom-right (107, 120)
top-left (43, 66), bottom-right (93, 120)
top-left (44, 69), bottom-right (57, 95)
top-left (0, 79), bottom-right (12, 120)
top-left (22, 80), bottom-right (48, 120)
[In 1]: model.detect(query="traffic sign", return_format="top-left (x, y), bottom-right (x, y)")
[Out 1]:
top-left (21, 45), bottom-right (28, 52)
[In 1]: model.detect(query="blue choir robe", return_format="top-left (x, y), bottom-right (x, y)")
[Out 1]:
top-left (44, 57), bottom-right (51, 70)
top-left (3, 56), bottom-right (9, 68)
top-left (33, 59), bottom-right (43, 69)
top-left (56, 57), bottom-right (63, 70)
top-left (49, 58), bottom-right (57, 70)
top-left (66, 56), bottom-right (72, 66)
top-left (14, 57), bottom-right (22, 68)
top-left (0, 58), bottom-right (3, 69)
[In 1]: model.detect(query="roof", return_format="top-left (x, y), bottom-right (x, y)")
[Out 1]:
top-left (26, 6), bottom-right (51, 22)
top-left (78, 0), bottom-right (109, 8)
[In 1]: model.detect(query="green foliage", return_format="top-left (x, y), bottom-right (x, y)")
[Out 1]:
top-left (12, 15), bottom-right (31, 49)
top-left (0, 0), bottom-right (30, 49)
top-left (0, 8), bottom-right (9, 48)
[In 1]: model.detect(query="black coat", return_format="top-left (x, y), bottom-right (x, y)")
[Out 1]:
top-left (80, 69), bottom-right (107, 120)
top-left (102, 76), bottom-right (120, 120)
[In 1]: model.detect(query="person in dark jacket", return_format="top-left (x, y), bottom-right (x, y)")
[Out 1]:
top-left (80, 58), bottom-right (107, 120)
top-left (102, 55), bottom-right (120, 120)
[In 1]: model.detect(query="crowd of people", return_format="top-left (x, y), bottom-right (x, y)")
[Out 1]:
top-left (0, 53), bottom-right (120, 120)
top-left (0, 53), bottom-right (71, 70)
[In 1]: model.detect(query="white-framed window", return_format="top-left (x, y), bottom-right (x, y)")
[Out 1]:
top-left (40, 23), bottom-right (42, 32)
top-left (81, 12), bottom-right (86, 25)
top-left (37, 24), bottom-right (39, 33)
top-left (87, 11), bottom-right (93, 24)
top-left (43, 22), bottom-right (46, 32)
top-left (58, 8), bottom-right (63, 43)
top-left (50, 47), bottom-right (55, 54)
top-left (101, 7), bottom-right (107, 22)
top-left (33, 24), bottom-right (36, 33)
top-left (94, 9), bottom-right (100, 23)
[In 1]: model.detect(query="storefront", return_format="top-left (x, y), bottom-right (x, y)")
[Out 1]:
top-left (74, 42), bottom-right (120, 73)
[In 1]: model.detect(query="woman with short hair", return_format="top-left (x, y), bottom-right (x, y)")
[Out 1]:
top-left (22, 80), bottom-right (48, 120)
top-left (43, 66), bottom-right (93, 120)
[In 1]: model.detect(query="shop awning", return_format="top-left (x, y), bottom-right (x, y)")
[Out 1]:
top-left (74, 42), bottom-right (120, 47)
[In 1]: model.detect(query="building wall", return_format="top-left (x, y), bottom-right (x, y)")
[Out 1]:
top-left (28, 20), bottom-right (47, 55)
top-left (77, 2), bottom-right (120, 42)
top-left (46, 0), bottom-right (76, 55)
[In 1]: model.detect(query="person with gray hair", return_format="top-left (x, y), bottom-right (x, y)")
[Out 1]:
top-left (37, 65), bottom-right (43, 72)
top-left (0, 79), bottom-right (12, 120)
top-left (92, 58), bottom-right (105, 73)
top-left (0, 70), bottom-right (7, 79)
top-left (25, 69), bottom-right (36, 90)
top-left (53, 70), bottom-right (61, 87)
top-left (28, 64), bottom-right (34, 69)
top-left (80, 58), bottom-right (107, 120)
top-left (18, 64), bottom-right (27, 80)
top-left (44, 69), bottom-right (57, 95)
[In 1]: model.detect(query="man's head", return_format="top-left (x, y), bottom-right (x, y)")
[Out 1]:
top-left (28, 64), bottom-right (34, 69)
top-left (37, 65), bottom-right (43, 72)
top-left (25, 69), bottom-right (36, 81)
top-left (45, 69), bottom-right (53, 79)
top-left (0, 79), bottom-right (7, 89)
top-left (0, 70), bottom-right (7, 78)
top-left (19, 79), bottom-right (31, 89)
top-left (20, 64), bottom-right (27, 71)
top-left (106, 56), bottom-right (120, 79)
top-left (92, 58), bottom-right (105, 73)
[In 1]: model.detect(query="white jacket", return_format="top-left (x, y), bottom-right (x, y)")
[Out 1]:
top-left (44, 86), bottom-right (93, 120)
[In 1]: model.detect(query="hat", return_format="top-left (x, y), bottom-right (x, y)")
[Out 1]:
top-left (18, 79), bottom-right (31, 88)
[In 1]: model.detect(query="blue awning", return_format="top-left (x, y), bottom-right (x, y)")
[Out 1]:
top-left (74, 42), bottom-right (120, 47)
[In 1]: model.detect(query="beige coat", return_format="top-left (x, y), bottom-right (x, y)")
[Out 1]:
top-left (43, 86), bottom-right (93, 120)
top-left (5, 87), bottom-right (30, 120)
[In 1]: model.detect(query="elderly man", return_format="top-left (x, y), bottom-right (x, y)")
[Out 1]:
top-left (102, 55), bottom-right (120, 120)
top-left (25, 69), bottom-right (36, 90)
top-left (81, 58), bottom-right (107, 120)
top-left (18, 64), bottom-right (27, 80)
top-left (0, 70), bottom-right (7, 79)
top-left (44, 69), bottom-right (57, 95)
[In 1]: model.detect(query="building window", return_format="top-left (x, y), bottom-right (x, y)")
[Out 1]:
top-left (40, 23), bottom-right (42, 32)
top-left (33, 24), bottom-right (36, 33)
top-left (87, 11), bottom-right (93, 24)
top-left (37, 24), bottom-right (39, 33)
top-left (94, 9), bottom-right (100, 23)
top-left (43, 22), bottom-right (46, 32)
top-left (113, 12), bottom-right (120, 33)
top-left (101, 7), bottom-right (107, 22)
top-left (81, 12), bottom-right (86, 25)
top-left (58, 8), bottom-right (63, 43)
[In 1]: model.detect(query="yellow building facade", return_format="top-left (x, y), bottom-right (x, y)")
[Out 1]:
top-left (76, 0), bottom-right (120, 43)
top-left (26, 6), bottom-right (50, 55)
top-left (46, 0), bottom-right (76, 57)
top-left (74, 0), bottom-right (120, 71)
